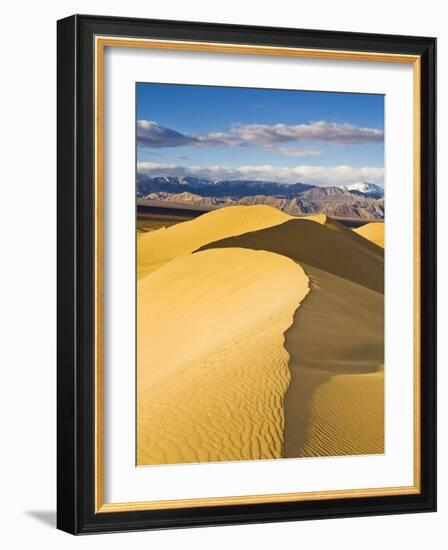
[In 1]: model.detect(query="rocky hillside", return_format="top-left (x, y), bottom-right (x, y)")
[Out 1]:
top-left (137, 174), bottom-right (384, 220)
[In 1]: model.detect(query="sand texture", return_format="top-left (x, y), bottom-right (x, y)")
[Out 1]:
top-left (354, 222), bottom-right (385, 248)
top-left (283, 265), bottom-right (384, 457)
top-left (137, 247), bottom-right (309, 465)
top-left (199, 213), bottom-right (384, 458)
top-left (137, 205), bottom-right (384, 464)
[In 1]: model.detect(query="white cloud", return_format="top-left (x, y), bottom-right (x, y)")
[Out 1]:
top-left (137, 120), bottom-right (198, 148)
top-left (266, 146), bottom-right (324, 157)
top-left (137, 120), bottom-right (384, 150)
top-left (137, 162), bottom-right (384, 187)
top-left (228, 121), bottom-right (383, 145)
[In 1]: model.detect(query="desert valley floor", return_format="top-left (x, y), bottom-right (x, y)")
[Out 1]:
top-left (136, 205), bottom-right (385, 466)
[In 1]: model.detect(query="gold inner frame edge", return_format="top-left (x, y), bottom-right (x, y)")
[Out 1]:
top-left (94, 35), bottom-right (422, 513)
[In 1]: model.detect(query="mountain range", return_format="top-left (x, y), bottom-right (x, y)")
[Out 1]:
top-left (136, 174), bottom-right (384, 220)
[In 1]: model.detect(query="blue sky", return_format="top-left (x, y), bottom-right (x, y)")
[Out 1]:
top-left (136, 83), bottom-right (384, 186)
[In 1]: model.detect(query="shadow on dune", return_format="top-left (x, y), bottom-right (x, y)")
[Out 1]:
top-left (282, 264), bottom-right (384, 457)
top-left (200, 218), bottom-right (383, 293)
top-left (199, 217), bottom-right (384, 457)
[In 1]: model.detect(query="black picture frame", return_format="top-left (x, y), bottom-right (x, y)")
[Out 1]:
top-left (57, 14), bottom-right (436, 535)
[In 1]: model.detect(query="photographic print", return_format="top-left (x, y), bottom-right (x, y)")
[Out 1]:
top-left (136, 83), bottom-right (385, 466)
top-left (57, 16), bottom-right (436, 533)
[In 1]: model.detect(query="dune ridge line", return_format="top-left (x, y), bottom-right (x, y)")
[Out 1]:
top-left (137, 204), bottom-right (293, 279)
top-left (137, 205), bottom-right (384, 463)
top-left (197, 210), bottom-right (384, 457)
top-left (137, 247), bottom-right (310, 465)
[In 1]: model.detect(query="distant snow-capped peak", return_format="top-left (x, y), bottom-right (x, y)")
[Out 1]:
top-left (340, 182), bottom-right (384, 198)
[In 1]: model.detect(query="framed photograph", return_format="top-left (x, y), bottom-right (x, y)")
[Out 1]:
top-left (57, 14), bottom-right (436, 534)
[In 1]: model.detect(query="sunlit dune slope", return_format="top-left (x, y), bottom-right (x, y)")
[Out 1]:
top-left (200, 216), bottom-right (384, 293)
top-left (299, 213), bottom-right (342, 229)
top-left (137, 247), bottom-right (309, 465)
top-left (354, 222), bottom-right (385, 248)
top-left (137, 205), bottom-right (293, 279)
top-left (200, 222), bottom-right (384, 457)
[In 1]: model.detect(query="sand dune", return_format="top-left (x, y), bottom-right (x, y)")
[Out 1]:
top-left (137, 206), bottom-right (384, 463)
top-left (137, 204), bottom-right (293, 279)
top-left (200, 216), bottom-right (384, 293)
top-left (137, 247), bottom-right (309, 465)
top-left (300, 213), bottom-right (340, 227)
top-left (199, 220), bottom-right (384, 457)
top-left (354, 222), bottom-right (385, 248)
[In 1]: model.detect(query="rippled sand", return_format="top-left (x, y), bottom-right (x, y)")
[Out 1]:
top-left (137, 248), bottom-right (309, 465)
top-left (137, 205), bottom-right (384, 464)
